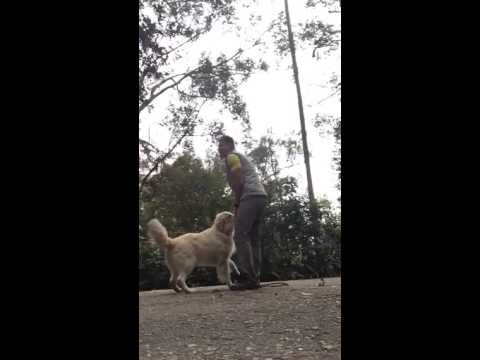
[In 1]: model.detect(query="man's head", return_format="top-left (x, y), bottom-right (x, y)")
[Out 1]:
top-left (218, 135), bottom-right (235, 159)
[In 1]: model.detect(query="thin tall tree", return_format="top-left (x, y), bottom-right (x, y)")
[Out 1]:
top-left (284, 0), bottom-right (324, 284)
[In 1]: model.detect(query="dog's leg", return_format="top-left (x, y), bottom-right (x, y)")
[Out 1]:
top-left (169, 273), bottom-right (182, 293)
top-left (171, 281), bottom-right (182, 293)
top-left (216, 262), bottom-right (228, 285)
top-left (166, 261), bottom-right (182, 293)
top-left (229, 259), bottom-right (240, 276)
top-left (217, 260), bottom-right (234, 288)
top-left (178, 274), bottom-right (193, 294)
top-left (225, 261), bottom-right (233, 288)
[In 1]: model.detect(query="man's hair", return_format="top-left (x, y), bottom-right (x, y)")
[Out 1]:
top-left (218, 135), bottom-right (235, 147)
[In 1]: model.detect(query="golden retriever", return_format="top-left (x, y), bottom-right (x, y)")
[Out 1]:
top-left (147, 211), bottom-right (239, 293)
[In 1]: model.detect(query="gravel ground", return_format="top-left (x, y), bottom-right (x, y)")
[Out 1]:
top-left (139, 277), bottom-right (341, 360)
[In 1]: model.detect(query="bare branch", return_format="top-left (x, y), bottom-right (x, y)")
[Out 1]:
top-left (262, 162), bottom-right (299, 182)
top-left (139, 100), bottom-right (208, 194)
top-left (316, 87), bottom-right (341, 105)
top-left (164, 30), bottom-right (206, 56)
top-left (148, 71), bottom-right (190, 96)
top-left (139, 49), bottom-right (244, 114)
top-left (140, 15), bottom-right (274, 114)
top-left (139, 72), bottom-right (192, 113)
top-left (139, 138), bottom-right (160, 153)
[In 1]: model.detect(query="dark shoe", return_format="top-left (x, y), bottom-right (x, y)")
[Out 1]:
top-left (229, 279), bottom-right (261, 291)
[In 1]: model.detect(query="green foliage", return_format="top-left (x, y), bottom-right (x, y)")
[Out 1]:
top-left (301, 0), bottom-right (341, 59)
top-left (141, 151), bottom-right (231, 234)
top-left (139, 0), bottom-right (266, 122)
top-left (299, 20), bottom-right (340, 58)
top-left (271, 1), bottom-right (340, 59)
top-left (139, 0), bottom-right (236, 103)
top-left (249, 135), bottom-right (340, 280)
top-left (314, 114), bottom-right (340, 193)
top-left (248, 133), bottom-right (303, 183)
top-left (261, 194), bottom-right (341, 280)
top-left (271, 11), bottom-right (289, 57)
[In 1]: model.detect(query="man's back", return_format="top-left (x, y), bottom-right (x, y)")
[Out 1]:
top-left (225, 151), bottom-right (267, 200)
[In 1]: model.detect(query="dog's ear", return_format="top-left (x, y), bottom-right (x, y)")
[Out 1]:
top-left (219, 215), bottom-right (234, 235)
top-left (216, 216), bottom-right (225, 234)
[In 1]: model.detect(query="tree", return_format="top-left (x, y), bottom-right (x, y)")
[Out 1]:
top-left (303, 0), bottom-right (341, 58)
top-left (139, 0), bottom-right (237, 112)
top-left (314, 114), bottom-right (341, 197)
top-left (139, 0), bottom-right (268, 193)
top-left (300, 0), bottom-right (341, 200)
top-left (247, 134), bottom-right (340, 281)
top-left (283, 0), bottom-right (316, 209)
top-left (263, 0), bottom-right (342, 280)
top-left (280, 0), bottom-right (330, 284)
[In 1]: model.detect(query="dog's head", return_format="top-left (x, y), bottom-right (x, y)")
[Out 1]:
top-left (214, 211), bottom-right (234, 236)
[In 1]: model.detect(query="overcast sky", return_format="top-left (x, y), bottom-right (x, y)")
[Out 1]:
top-left (140, 0), bottom-right (341, 209)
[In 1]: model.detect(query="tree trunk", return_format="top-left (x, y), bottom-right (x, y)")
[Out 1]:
top-left (284, 0), bottom-right (316, 208)
top-left (284, 0), bottom-right (324, 284)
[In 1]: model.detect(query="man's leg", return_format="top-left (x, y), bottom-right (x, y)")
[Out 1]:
top-left (250, 198), bottom-right (266, 282)
top-left (231, 196), bottom-right (266, 290)
top-left (232, 199), bottom-right (257, 282)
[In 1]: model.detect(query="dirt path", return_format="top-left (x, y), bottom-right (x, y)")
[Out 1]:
top-left (139, 277), bottom-right (341, 360)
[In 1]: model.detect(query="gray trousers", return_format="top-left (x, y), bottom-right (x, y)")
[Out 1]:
top-left (233, 195), bottom-right (267, 281)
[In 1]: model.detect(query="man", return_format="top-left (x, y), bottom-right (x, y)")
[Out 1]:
top-left (218, 135), bottom-right (267, 290)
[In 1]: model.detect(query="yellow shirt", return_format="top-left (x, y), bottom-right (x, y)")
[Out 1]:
top-left (225, 151), bottom-right (267, 200)
top-left (226, 153), bottom-right (242, 171)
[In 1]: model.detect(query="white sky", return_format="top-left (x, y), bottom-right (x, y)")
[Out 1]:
top-left (140, 0), bottom-right (341, 210)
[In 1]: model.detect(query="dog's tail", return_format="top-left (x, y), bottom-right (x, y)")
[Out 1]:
top-left (147, 219), bottom-right (174, 249)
